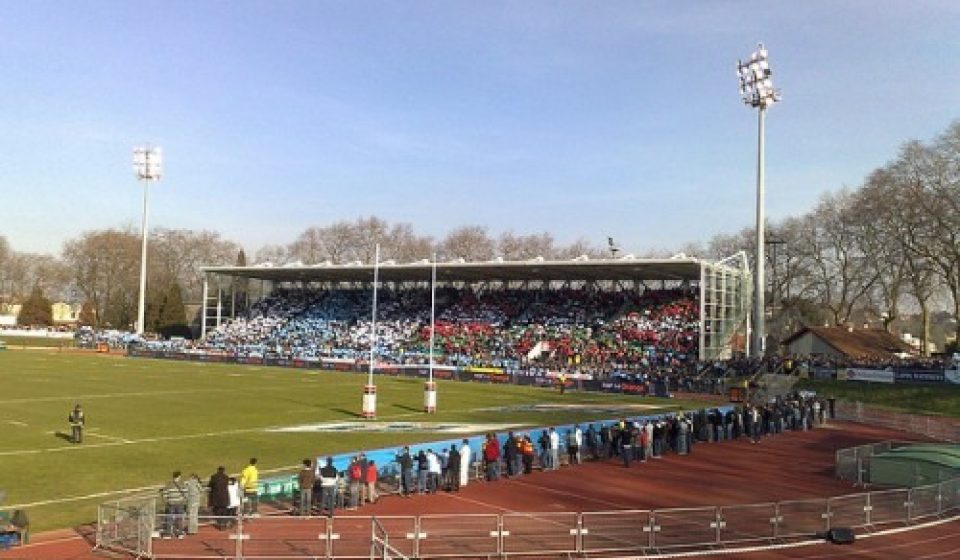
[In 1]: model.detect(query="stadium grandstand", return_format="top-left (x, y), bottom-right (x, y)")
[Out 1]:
top-left (190, 254), bottom-right (752, 375)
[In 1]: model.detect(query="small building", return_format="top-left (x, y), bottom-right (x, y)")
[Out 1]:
top-left (782, 326), bottom-right (914, 360)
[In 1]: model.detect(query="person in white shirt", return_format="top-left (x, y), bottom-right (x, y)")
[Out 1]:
top-left (574, 425), bottom-right (583, 464)
top-left (549, 427), bottom-right (560, 470)
top-left (227, 478), bottom-right (241, 527)
top-left (459, 440), bottom-right (472, 487)
top-left (426, 449), bottom-right (441, 493)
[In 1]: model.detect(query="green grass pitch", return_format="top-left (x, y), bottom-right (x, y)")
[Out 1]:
top-left (0, 349), bottom-right (691, 532)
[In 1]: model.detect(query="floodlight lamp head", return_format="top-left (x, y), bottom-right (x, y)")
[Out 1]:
top-left (737, 42), bottom-right (780, 109)
top-left (133, 145), bottom-right (163, 181)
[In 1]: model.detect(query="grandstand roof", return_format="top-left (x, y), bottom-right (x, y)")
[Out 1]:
top-left (200, 257), bottom-right (716, 283)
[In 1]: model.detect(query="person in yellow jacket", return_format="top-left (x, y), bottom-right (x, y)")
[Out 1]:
top-left (240, 458), bottom-right (259, 516)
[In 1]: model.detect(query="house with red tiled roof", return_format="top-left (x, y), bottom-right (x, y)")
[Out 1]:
top-left (782, 326), bottom-right (914, 360)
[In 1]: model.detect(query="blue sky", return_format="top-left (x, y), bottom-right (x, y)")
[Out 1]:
top-left (1, 1), bottom-right (959, 256)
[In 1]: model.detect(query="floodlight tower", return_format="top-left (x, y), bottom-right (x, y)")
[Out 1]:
top-left (132, 145), bottom-right (163, 336)
top-left (737, 43), bottom-right (781, 357)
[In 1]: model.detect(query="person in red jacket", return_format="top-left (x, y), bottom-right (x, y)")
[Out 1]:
top-left (365, 460), bottom-right (378, 504)
top-left (483, 433), bottom-right (500, 481)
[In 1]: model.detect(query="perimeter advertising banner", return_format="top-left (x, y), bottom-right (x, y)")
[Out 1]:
top-left (843, 368), bottom-right (895, 384)
top-left (893, 369), bottom-right (945, 384)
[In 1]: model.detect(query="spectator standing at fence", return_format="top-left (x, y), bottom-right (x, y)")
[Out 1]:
top-left (620, 423), bottom-right (634, 467)
top-left (67, 404), bottom-right (85, 444)
top-left (427, 449), bottom-right (441, 492)
top-left (348, 456), bottom-right (362, 507)
top-left (521, 434), bottom-right (535, 474)
top-left (396, 447), bottom-right (414, 497)
top-left (549, 427), bottom-right (560, 470)
top-left (438, 447), bottom-right (450, 489)
top-left (227, 478), bottom-right (241, 525)
top-left (185, 473), bottom-right (203, 535)
top-left (503, 432), bottom-right (518, 477)
top-left (358, 452), bottom-right (369, 504)
top-left (749, 406), bottom-right (761, 444)
top-left (240, 458), bottom-right (259, 516)
top-left (586, 424), bottom-right (598, 460)
top-left (366, 460), bottom-right (379, 503)
top-left (160, 471), bottom-right (188, 539)
top-left (599, 423), bottom-right (611, 458)
top-left (416, 449), bottom-right (429, 494)
top-left (459, 440), bottom-right (472, 488)
top-left (483, 433), bottom-right (500, 481)
top-left (319, 458), bottom-right (338, 517)
top-left (538, 430), bottom-right (551, 470)
top-left (447, 445), bottom-right (461, 491)
top-left (208, 466), bottom-right (230, 529)
top-left (297, 459), bottom-right (315, 516)
top-left (640, 421), bottom-right (652, 462)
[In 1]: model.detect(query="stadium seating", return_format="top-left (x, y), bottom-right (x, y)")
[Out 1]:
top-left (198, 286), bottom-right (700, 375)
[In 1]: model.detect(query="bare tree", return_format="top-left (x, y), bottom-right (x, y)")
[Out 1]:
top-left (553, 238), bottom-right (606, 260)
top-left (498, 231), bottom-right (556, 260)
top-left (253, 244), bottom-right (292, 265)
top-left (439, 225), bottom-right (495, 261)
top-left (62, 229), bottom-right (141, 328)
top-left (796, 191), bottom-right (879, 326)
top-left (150, 229), bottom-right (239, 301)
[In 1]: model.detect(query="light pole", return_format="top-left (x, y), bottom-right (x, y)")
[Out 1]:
top-left (132, 145), bottom-right (162, 336)
top-left (737, 43), bottom-right (780, 357)
top-left (766, 237), bottom-right (786, 345)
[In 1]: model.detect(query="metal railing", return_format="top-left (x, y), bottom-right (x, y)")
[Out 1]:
top-left (835, 401), bottom-right (960, 443)
top-left (371, 516), bottom-right (410, 560)
top-left (126, 477), bottom-right (959, 559)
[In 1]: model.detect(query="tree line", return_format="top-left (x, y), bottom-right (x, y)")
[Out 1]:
top-left (1, 121), bottom-right (958, 352)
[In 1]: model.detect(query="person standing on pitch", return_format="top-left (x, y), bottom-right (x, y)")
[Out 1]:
top-left (68, 404), bottom-right (85, 444)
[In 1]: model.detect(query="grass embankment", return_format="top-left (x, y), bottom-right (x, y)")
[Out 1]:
top-left (0, 350), bottom-right (692, 532)
top-left (795, 378), bottom-right (960, 417)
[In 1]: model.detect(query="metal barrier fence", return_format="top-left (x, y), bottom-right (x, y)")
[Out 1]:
top-left (371, 517), bottom-right (410, 560)
top-left (835, 440), bottom-right (958, 487)
top-left (127, 477), bottom-right (959, 559)
top-left (835, 401), bottom-right (960, 443)
top-left (95, 494), bottom-right (155, 558)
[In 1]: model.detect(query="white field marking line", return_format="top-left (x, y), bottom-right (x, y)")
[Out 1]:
top-left (0, 403), bottom-right (520, 458)
top-left (0, 388), bottom-right (225, 405)
top-left (6, 420), bottom-right (28, 427)
top-left (506, 477), bottom-right (634, 509)
top-left (0, 414), bottom-right (405, 457)
top-left (84, 431), bottom-right (134, 444)
top-left (600, 514), bottom-right (960, 559)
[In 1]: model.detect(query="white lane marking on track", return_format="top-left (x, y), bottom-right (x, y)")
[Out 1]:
top-left (6, 420), bottom-right (28, 427)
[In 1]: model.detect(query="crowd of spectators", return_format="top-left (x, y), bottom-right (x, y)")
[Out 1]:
top-left (196, 286), bottom-right (701, 376)
top-left (276, 393), bottom-right (830, 519)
